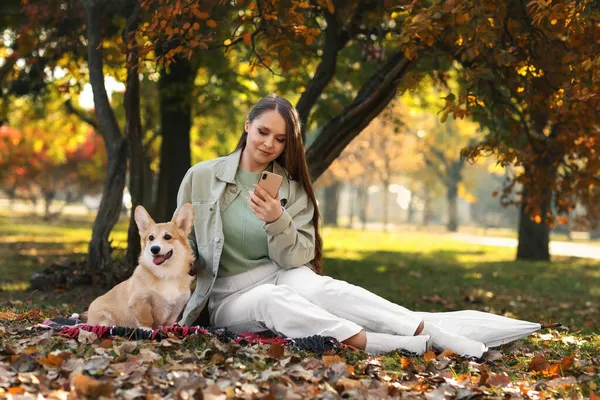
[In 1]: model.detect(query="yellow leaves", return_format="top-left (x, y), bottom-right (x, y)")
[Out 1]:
top-left (223, 39), bottom-right (232, 46)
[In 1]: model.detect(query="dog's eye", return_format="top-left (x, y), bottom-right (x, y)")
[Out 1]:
top-left (149, 235), bottom-right (154, 241)
top-left (164, 234), bottom-right (172, 240)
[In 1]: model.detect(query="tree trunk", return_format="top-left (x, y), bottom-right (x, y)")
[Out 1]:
top-left (88, 141), bottom-right (128, 279)
top-left (422, 187), bottom-right (432, 227)
top-left (43, 190), bottom-right (56, 219)
top-left (307, 52), bottom-right (413, 181)
top-left (358, 184), bottom-right (368, 230)
top-left (295, 11), bottom-right (348, 142)
top-left (124, 11), bottom-right (144, 268)
top-left (382, 180), bottom-right (390, 232)
top-left (446, 180), bottom-right (459, 232)
top-left (406, 192), bottom-right (415, 223)
top-left (590, 225), bottom-right (600, 240)
top-left (516, 193), bottom-right (551, 261)
top-left (83, 0), bottom-right (128, 279)
top-left (347, 185), bottom-right (357, 228)
top-left (323, 181), bottom-right (341, 226)
top-left (154, 58), bottom-right (194, 223)
top-left (516, 161), bottom-right (554, 261)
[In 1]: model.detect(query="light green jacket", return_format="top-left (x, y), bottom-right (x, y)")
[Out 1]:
top-left (176, 149), bottom-right (316, 326)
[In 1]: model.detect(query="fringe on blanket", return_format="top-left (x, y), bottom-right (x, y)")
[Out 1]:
top-left (37, 317), bottom-right (343, 356)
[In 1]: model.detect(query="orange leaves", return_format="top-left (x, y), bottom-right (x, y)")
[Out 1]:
top-left (38, 353), bottom-right (65, 368)
top-left (71, 374), bottom-right (113, 398)
top-left (0, 307), bottom-right (43, 322)
top-left (528, 353), bottom-right (575, 378)
top-left (423, 350), bottom-right (436, 362)
top-left (322, 355), bottom-right (344, 367)
top-left (206, 19), bottom-right (217, 28)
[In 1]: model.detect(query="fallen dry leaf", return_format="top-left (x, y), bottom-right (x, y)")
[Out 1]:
top-left (267, 342), bottom-right (285, 358)
top-left (322, 355), bottom-right (344, 367)
top-left (424, 350), bottom-right (436, 362)
top-left (546, 376), bottom-right (577, 388)
top-left (71, 374), bottom-right (113, 398)
top-left (529, 353), bottom-right (549, 372)
top-left (336, 376), bottom-right (363, 391)
top-left (545, 354), bottom-right (575, 377)
top-left (38, 353), bottom-right (64, 368)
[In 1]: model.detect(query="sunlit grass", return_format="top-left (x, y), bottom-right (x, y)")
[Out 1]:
top-left (322, 228), bottom-right (600, 331)
top-left (0, 219), bottom-right (599, 332)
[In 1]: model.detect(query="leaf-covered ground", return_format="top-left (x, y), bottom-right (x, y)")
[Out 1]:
top-left (1, 213), bottom-right (599, 398)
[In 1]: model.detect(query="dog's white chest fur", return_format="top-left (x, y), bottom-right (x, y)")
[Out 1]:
top-left (154, 280), bottom-right (188, 304)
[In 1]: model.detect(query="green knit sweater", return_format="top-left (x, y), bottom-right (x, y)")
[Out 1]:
top-left (218, 167), bottom-right (271, 277)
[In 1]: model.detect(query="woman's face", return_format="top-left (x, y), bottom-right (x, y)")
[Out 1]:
top-left (244, 109), bottom-right (287, 165)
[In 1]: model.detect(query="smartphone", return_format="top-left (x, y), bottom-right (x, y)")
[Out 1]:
top-left (257, 171), bottom-right (283, 198)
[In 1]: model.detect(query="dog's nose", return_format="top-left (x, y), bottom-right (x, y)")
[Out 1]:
top-left (150, 246), bottom-right (161, 255)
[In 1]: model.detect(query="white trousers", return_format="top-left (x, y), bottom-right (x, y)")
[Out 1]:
top-left (208, 263), bottom-right (423, 342)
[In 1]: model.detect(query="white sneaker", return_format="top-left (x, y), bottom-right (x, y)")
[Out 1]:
top-left (423, 323), bottom-right (487, 359)
top-left (365, 332), bottom-right (431, 355)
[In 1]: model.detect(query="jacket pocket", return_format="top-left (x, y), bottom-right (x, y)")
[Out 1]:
top-left (192, 200), bottom-right (217, 247)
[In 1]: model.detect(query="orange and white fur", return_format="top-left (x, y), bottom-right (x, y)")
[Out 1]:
top-left (87, 204), bottom-right (195, 330)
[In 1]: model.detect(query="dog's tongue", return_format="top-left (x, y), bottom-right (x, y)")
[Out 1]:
top-left (153, 255), bottom-right (165, 265)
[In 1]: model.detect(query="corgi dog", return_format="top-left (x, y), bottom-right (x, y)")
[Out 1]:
top-left (87, 204), bottom-right (195, 330)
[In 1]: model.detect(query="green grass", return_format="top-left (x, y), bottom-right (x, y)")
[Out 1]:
top-left (0, 215), bottom-right (599, 331)
top-left (321, 227), bottom-right (600, 331)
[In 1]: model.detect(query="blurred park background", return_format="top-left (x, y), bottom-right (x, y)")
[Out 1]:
top-left (1, 0), bottom-right (600, 330)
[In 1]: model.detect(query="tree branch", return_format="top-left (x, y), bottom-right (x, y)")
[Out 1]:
top-left (306, 51), bottom-right (413, 180)
top-left (64, 98), bottom-right (98, 130)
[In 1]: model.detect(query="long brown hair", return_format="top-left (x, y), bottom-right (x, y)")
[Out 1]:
top-left (235, 94), bottom-right (324, 275)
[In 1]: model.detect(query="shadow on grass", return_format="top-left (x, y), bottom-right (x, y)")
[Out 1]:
top-left (324, 249), bottom-right (600, 331)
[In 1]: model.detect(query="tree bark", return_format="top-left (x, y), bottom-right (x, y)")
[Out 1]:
top-left (124, 7), bottom-right (144, 268)
top-left (295, 11), bottom-right (348, 141)
top-left (516, 162), bottom-right (554, 261)
top-left (382, 180), bottom-right (390, 232)
top-left (154, 58), bottom-right (194, 223)
top-left (358, 184), bottom-right (368, 230)
top-left (82, 0), bottom-right (128, 279)
top-left (347, 185), bottom-right (357, 228)
top-left (306, 52), bottom-right (413, 181)
top-left (323, 180), bottom-right (341, 226)
top-left (446, 180), bottom-right (459, 232)
top-left (516, 189), bottom-right (551, 261)
top-left (422, 187), bottom-right (432, 227)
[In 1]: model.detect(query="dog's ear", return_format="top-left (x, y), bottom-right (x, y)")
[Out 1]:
top-left (135, 205), bottom-right (154, 233)
top-left (173, 203), bottom-right (194, 237)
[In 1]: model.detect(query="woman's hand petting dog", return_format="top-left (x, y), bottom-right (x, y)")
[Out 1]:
top-left (249, 184), bottom-right (283, 223)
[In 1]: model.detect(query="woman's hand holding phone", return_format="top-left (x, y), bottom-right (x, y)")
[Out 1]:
top-left (249, 184), bottom-right (283, 223)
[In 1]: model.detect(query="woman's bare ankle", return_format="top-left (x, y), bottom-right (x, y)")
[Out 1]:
top-left (342, 330), bottom-right (366, 350)
top-left (414, 321), bottom-right (424, 336)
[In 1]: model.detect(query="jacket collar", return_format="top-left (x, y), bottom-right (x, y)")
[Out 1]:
top-left (217, 148), bottom-right (290, 202)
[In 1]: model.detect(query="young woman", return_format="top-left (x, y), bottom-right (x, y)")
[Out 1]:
top-left (175, 94), bottom-right (487, 357)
